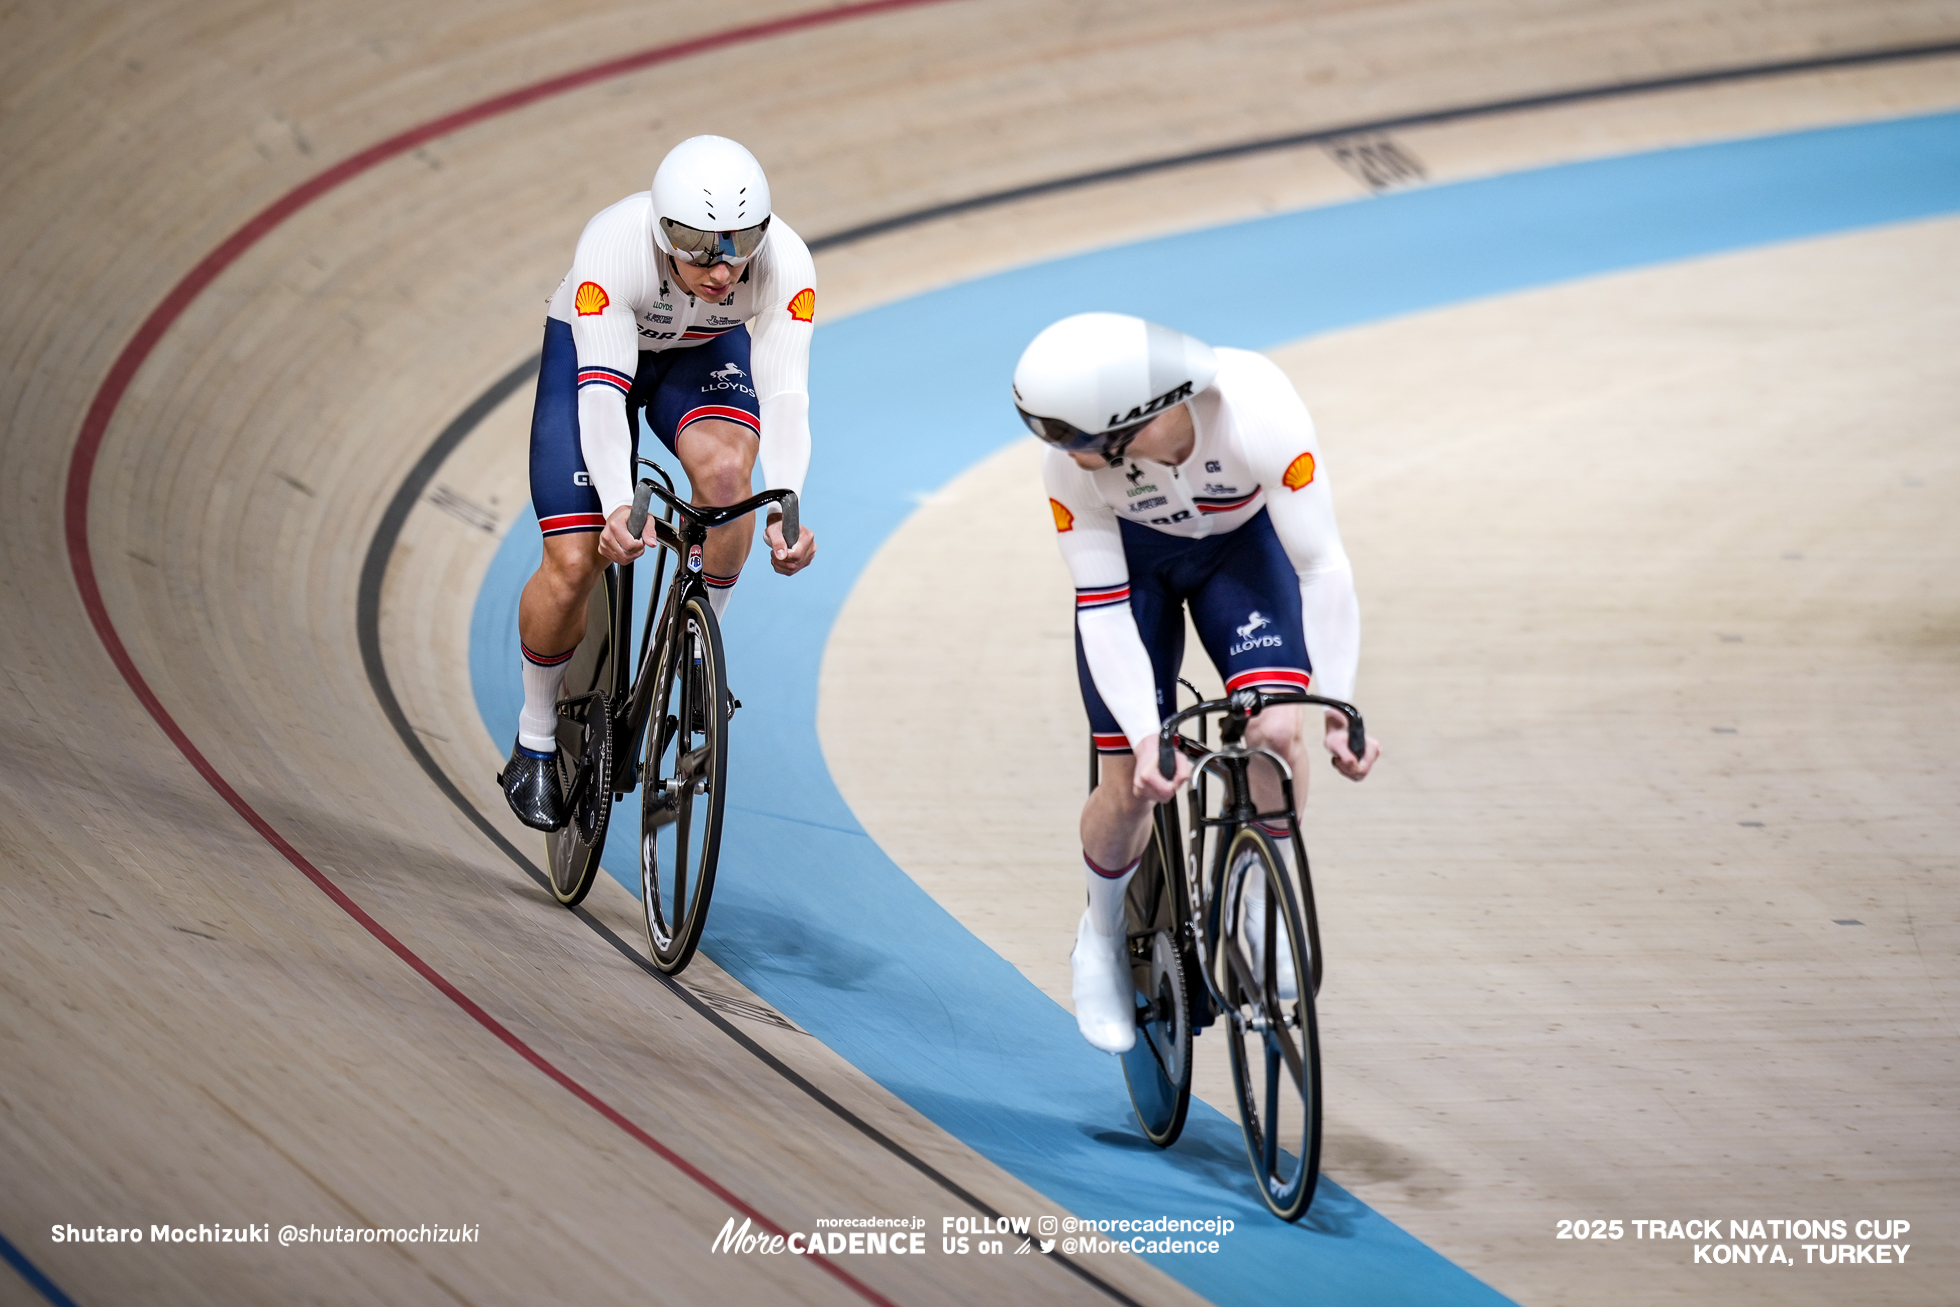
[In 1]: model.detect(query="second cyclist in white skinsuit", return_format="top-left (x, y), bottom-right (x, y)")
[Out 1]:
top-left (1015, 313), bottom-right (1383, 1053)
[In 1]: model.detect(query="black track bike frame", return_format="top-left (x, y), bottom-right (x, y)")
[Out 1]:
top-left (602, 456), bottom-right (798, 797)
top-left (1172, 686), bottom-right (1363, 1004)
top-left (1091, 682), bottom-right (1363, 1007)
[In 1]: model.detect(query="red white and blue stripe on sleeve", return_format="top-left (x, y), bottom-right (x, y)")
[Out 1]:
top-left (1074, 582), bottom-right (1131, 611)
top-left (576, 363), bottom-right (634, 395)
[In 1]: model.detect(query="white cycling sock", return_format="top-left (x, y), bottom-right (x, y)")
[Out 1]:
top-left (1083, 851), bottom-right (1139, 938)
top-left (705, 570), bottom-right (738, 620)
top-left (517, 642), bottom-right (572, 753)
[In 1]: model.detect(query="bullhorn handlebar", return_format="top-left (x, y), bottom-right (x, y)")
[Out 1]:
top-left (1158, 690), bottom-right (1366, 780)
top-left (625, 479), bottom-right (799, 548)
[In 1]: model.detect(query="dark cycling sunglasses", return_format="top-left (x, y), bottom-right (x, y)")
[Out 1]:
top-left (1017, 407), bottom-right (1153, 459)
top-left (660, 215), bottom-right (771, 267)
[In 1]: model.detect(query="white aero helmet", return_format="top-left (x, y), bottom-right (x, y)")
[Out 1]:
top-left (1013, 313), bottom-right (1218, 459)
top-left (651, 135), bottom-right (773, 266)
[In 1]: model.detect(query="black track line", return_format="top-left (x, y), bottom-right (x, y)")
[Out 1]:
top-left (356, 358), bottom-right (1143, 1307)
top-left (807, 36), bottom-right (1960, 250)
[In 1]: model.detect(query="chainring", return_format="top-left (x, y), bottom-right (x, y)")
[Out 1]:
top-left (573, 692), bottom-right (613, 849)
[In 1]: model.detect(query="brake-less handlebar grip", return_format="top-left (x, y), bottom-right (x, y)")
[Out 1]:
top-left (626, 479), bottom-right (654, 539)
top-left (778, 490), bottom-right (800, 549)
top-left (1348, 717), bottom-right (1367, 763)
top-left (1159, 735), bottom-right (1176, 781)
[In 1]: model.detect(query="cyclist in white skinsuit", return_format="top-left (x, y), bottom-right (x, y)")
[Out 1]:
top-left (1016, 313), bottom-right (1383, 1053)
top-left (501, 135), bottom-right (819, 831)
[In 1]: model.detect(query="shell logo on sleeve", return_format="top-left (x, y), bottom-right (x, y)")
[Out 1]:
top-left (1282, 452), bottom-right (1316, 491)
top-left (786, 288), bottom-right (816, 322)
top-left (1050, 498), bottom-right (1074, 533)
top-left (574, 281), bottom-right (610, 316)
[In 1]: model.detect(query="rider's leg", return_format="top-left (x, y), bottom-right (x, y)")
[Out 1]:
top-left (1069, 539), bottom-right (1186, 1053)
top-left (1185, 510), bottom-right (1317, 994)
top-left (503, 315), bottom-right (604, 829)
top-left (1071, 821), bottom-right (1141, 1053)
top-left (1079, 749), bottom-right (1156, 933)
top-left (1243, 702), bottom-right (1310, 816)
top-left (1186, 509), bottom-right (1316, 820)
top-left (1072, 684), bottom-right (1176, 1053)
top-left (647, 328), bottom-right (764, 620)
top-left (674, 417), bottom-right (758, 620)
top-left (1074, 752), bottom-right (1153, 1053)
top-left (1081, 751), bottom-right (1158, 870)
top-left (514, 532), bottom-right (608, 748)
top-left (1242, 704), bottom-right (1310, 998)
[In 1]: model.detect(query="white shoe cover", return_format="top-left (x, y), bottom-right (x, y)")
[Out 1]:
top-left (1070, 910), bottom-right (1136, 1053)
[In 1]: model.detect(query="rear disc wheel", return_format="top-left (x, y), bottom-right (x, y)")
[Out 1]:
top-left (545, 568), bottom-right (618, 906)
top-left (1120, 810), bottom-right (1194, 1147)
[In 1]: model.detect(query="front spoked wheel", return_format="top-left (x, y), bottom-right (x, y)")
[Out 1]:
top-left (640, 591), bottom-right (729, 974)
top-left (1219, 826), bottom-right (1321, 1222)
top-left (545, 567), bottom-right (618, 906)
top-left (1119, 808), bottom-right (1195, 1147)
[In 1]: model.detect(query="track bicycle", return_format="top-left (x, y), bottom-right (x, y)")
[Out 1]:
top-left (543, 457), bottom-right (797, 976)
top-left (1100, 681), bottom-right (1365, 1222)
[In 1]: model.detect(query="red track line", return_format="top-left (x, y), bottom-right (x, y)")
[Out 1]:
top-left (61, 4), bottom-right (964, 1304)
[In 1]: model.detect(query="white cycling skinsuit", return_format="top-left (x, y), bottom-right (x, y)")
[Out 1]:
top-left (1042, 347), bottom-right (1361, 755)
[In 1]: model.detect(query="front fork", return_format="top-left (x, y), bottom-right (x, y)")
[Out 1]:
top-left (610, 556), bottom-right (690, 798)
top-left (1184, 750), bottom-right (1323, 1020)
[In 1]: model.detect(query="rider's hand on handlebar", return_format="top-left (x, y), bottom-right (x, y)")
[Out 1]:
top-left (1325, 708), bottom-right (1381, 781)
top-left (1132, 740), bottom-right (1190, 804)
top-left (599, 505), bottom-right (649, 565)
top-left (765, 512), bottom-right (816, 576)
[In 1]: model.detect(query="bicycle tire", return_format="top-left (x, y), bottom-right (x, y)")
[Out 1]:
top-left (544, 567), bottom-right (618, 906)
top-left (639, 590), bottom-right (729, 975)
top-left (1119, 806), bottom-right (1196, 1147)
top-left (1219, 826), bottom-right (1321, 1222)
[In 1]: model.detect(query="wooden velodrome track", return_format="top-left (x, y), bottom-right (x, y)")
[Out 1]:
top-left (3, 2), bottom-right (1957, 1305)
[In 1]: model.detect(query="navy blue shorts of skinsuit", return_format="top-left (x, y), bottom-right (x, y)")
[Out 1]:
top-left (528, 317), bottom-right (760, 536)
top-left (1077, 508), bottom-right (1312, 753)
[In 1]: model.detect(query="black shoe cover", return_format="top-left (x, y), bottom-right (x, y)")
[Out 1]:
top-left (500, 741), bottom-right (566, 832)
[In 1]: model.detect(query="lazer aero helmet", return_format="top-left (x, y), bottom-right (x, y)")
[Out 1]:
top-left (651, 135), bottom-right (773, 267)
top-left (1012, 313), bottom-right (1219, 461)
